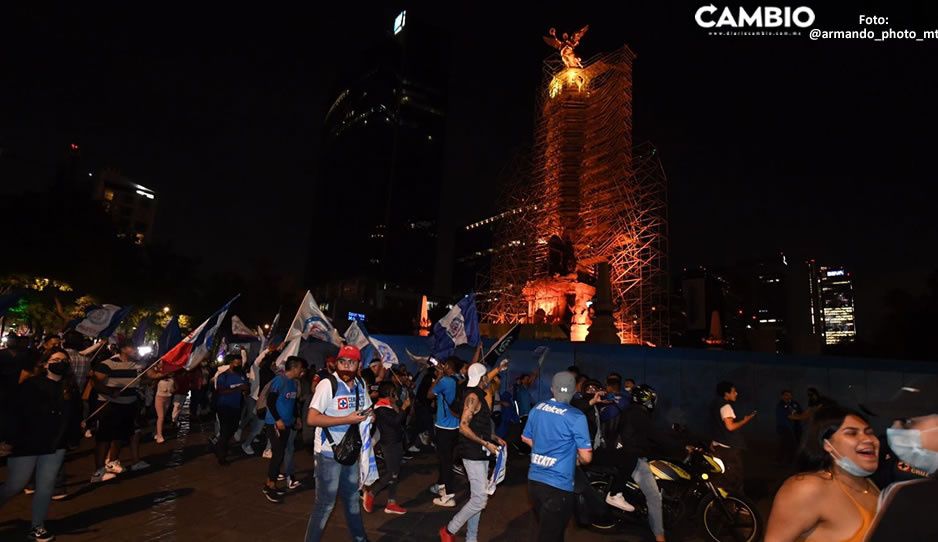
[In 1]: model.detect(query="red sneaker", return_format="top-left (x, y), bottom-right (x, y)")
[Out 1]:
top-left (362, 490), bottom-right (374, 513)
top-left (384, 502), bottom-right (407, 515)
top-left (439, 526), bottom-right (455, 542)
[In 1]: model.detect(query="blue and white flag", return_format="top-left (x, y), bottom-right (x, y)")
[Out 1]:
top-left (74, 304), bottom-right (132, 339)
top-left (160, 295), bottom-right (239, 372)
top-left (432, 294), bottom-right (480, 359)
top-left (344, 321), bottom-right (371, 351)
top-left (486, 445), bottom-right (508, 495)
top-left (370, 336), bottom-right (399, 368)
top-left (359, 416), bottom-right (379, 489)
top-left (275, 291), bottom-right (340, 370)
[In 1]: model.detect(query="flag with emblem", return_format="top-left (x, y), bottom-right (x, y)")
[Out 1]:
top-left (369, 336), bottom-right (399, 368)
top-left (486, 445), bottom-right (508, 495)
top-left (275, 291), bottom-right (340, 370)
top-left (431, 294), bottom-right (479, 359)
top-left (74, 304), bottom-right (133, 339)
top-left (359, 416), bottom-right (379, 489)
top-left (343, 321), bottom-right (371, 351)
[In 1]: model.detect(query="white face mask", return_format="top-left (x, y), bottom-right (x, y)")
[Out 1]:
top-left (826, 439), bottom-right (876, 477)
top-left (887, 426), bottom-right (938, 475)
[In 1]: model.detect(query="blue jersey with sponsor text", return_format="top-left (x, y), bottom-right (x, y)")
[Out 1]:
top-left (523, 399), bottom-right (592, 492)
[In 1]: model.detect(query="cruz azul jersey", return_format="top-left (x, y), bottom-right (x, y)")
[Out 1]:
top-left (523, 399), bottom-right (591, 491)
top-left (309, 374), bottom-right (372, 456)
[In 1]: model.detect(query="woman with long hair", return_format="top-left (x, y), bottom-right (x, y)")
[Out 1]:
top-left (0, 347), bottom-right (82, 542)
top-left (765, 405), bottom-right (880, 542)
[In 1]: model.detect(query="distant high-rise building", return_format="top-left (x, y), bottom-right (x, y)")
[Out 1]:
top-left (94, 169), bottom-right (157, 245)
top-left (812, 265), bottom-right (857, 345)
top-left (307, 9), bottom-right (450, 332)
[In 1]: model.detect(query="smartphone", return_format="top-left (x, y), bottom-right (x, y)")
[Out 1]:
top-left (357, 406), bottom-right (375, 417)
top-left (429, 356), bottom-right (439, 366)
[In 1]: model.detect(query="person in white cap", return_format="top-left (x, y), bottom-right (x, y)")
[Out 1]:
top-left (438, 363), bottom-right (506, 542)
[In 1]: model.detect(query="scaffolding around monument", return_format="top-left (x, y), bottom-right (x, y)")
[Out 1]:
top-left (480, 45), bottom-right (670, 347)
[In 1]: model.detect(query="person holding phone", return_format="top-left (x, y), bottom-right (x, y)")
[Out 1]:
top-left (710, 381), bottom-right (756, 495)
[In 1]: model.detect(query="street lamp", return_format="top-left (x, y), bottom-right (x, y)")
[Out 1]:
top-left (163, 306), bottom-right (170, 314)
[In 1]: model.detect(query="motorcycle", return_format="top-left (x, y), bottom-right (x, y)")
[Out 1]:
top-left (575, 443), bottom-right (762, 542)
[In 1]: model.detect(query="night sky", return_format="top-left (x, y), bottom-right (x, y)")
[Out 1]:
top-left (3, 1), bottom-right (938, 337)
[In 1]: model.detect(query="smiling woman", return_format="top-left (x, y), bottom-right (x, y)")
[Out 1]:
top-left (765, 406), bottom-right (881, 542)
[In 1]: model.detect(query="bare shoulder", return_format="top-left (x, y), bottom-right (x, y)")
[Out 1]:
top-left (777, 471), bottom-right (831, 501)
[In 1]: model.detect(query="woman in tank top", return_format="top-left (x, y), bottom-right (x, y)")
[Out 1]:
top-left (765, 406), bottom-right (880, 542)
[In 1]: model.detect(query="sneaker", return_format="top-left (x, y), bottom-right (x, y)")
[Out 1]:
top-left (362, 490), bottom-right (375, 513)
top-left (105, 460), bottom-right (124, 474)
top-left (402, 452), bottom-right (414, 461)
top-left (419, 432), bottom-right (431, 446)
top-left (130, 460), bottom-right (150, 472)
top-left (433, 494), bottom-right (456, 507)
top-left (452, 464), bottom-right (465, 476)
top-left (287, 477), bottom-right (302, 490)
top-left (262, 486), bottom-right (283, 503)
top-left (439, 526), bottom-right (455, 542)
top-left (24, 487), bottom-right (35, 495)
top-left (155, 435), bottom-right (165, 444)
top-left (90, 469), bottom-right (117, 483)
top-left (407, 444), bottom-right (421, 453)
top-left (262, 448), bottom-right (273, 459)
top-left (234, 429), bottom-right (242, 441)
top-left (605, 492), bottom-right (635, 512)
top-left (241, 443), bottom-right (255, 455)
top-left (84, 429), bottom-right (93, 439)
top-left (277, 474), bottom-right (286, 481)
top-left (208, 436), bottom-right (218, 446)
top-left (384, 502), bottom-right (407, 515)
top-left (51, 491), bottom-right (68, 501)
top-left (27, 527), bottom-right (55, 542)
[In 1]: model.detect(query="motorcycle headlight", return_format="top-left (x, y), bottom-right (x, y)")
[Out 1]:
top-left (713, 457), bottom-right (726, 474)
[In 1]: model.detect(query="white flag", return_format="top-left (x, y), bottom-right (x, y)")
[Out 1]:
top-left (275, 291), bottom-right (340, 369)
top-left (344, 321), bottom-right (370, 351)
top-left (370, 336), bottom-right (399, 368)
top-left (231, 315), bottom-right (257, 337)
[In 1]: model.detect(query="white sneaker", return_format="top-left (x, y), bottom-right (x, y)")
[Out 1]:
top-left (234, 429), bottom-right (242, 441)
top-left (433, 494), bottom-right (456, 507)
top-left (130, 460), bottom-right (150, 471)
top-left (287, 477), bottom-right (302, 490)
top-left (407, 444), bottom-right (421, 453)
top-left (241, 443), bottom-right (255, 455)
top-left (418, 432), bottom-right (431, 446)
top-left (91, 469), bottom-right (117, 483)
top-left (105, 460), bottom-right (124, 474)
top-left (262, 449), bottom-right (272, 459)
top-left (605, 492), bottom-right (635, 512)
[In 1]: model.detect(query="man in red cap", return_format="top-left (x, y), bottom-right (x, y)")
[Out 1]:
top-left (304, 345), bottom-right (372, 542)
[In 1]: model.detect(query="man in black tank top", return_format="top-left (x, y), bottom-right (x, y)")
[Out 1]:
top-left (439, 363), bottom-right (507, 542)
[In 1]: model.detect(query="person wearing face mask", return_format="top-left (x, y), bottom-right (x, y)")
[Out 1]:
top-left (765, 406), bottom-right (880, 542)
top-left (862, 378), bottom-right (938, 542)
top-left (0, 347), bottom-right (81, 542)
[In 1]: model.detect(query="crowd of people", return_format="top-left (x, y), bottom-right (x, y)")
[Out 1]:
top-left (1, 329), bottom-right (936, 542)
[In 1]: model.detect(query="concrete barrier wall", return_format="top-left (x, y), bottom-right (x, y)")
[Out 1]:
top-left (367, 335), bottom-right (938, 442)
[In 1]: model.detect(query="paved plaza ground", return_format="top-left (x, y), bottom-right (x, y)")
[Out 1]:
top-left (1, 415), bottom-right (780, 541)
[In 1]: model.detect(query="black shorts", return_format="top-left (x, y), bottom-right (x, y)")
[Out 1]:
top-left (96, 402), bottom-right (138, 443)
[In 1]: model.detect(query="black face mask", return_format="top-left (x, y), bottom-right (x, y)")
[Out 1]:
top-left (48, 362), bottom-right (70, 376)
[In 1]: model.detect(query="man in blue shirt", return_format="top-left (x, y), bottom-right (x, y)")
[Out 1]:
top-left (261, 356), bottom-right (307, 503)
top-left (214, 353), bottom-right (248, 465)
top-left (428, 357), bottom-right (462, 507)
top-left (522, 371), bottom-right (592, 542)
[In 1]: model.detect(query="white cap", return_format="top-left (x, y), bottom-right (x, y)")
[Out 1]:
top-left (467, 363), bottom-right (487, 387)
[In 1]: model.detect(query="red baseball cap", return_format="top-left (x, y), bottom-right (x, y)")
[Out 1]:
top-left (337, 345), bottom-right (361, 362)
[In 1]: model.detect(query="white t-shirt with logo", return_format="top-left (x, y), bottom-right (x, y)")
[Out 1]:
top-left (308, 374), bottom-right (371, 457)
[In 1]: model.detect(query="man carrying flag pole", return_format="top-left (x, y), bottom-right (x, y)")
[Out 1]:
top-left (276, 291), bottom-right (341, 371)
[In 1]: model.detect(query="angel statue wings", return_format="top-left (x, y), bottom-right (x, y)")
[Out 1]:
top-left (543, 25), bottom-right (590, 68)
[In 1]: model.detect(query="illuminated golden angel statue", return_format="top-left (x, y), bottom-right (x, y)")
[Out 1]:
top-left (543, 25), bottom-right (590, 68)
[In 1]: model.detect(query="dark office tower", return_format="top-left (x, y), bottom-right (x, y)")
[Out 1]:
top-left (308, 9), bottom-right (450, 332)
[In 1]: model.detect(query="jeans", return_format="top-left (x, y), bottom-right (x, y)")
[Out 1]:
top-left (633, 458), bottom-right (664, 538)
top-left (0, 450), bottom-right (66, 529)
top-left (529, 480), bottom-right (574, 542)
top-left (239, 397), bottom-right (265, 447)
top-left (265, 425), bottom-right (291, 482)
top-left (447, 459), bottom-right (489, 542)
top-left (435, 427), bottom-right (458, 490)
top-left (304, 453), bottom-right (367, 542)
top-left (215, 407), bottom-right (241, 462)
top-left (283, 426), bottom-right (298, 477)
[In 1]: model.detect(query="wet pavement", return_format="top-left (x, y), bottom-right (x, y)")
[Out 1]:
top-left (0, 415), bottom-right (779, 541)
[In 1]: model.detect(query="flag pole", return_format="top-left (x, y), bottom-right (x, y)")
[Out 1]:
top-left (365, 335), bottom-right (406, 389)
top-left (82, 355), bottom-right (169, 424)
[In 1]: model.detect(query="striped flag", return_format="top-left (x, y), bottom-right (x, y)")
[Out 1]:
top-left (359, 416), bottom-right (379, 489)
top-left (160, 295), bottom-right (239, 372)
top-left (486, 445), bottom-right (508, 495)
